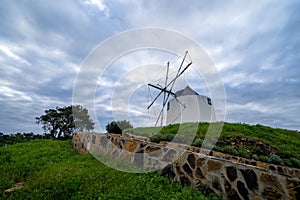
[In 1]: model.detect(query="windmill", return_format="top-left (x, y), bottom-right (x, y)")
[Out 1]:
top-left (147, 51), bottom-right (192, 126)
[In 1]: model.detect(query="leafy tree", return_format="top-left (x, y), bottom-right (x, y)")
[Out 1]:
top-left (106, 120), bottom-right (133, 134)
top-left (36, 105), bottom-right (94, 139)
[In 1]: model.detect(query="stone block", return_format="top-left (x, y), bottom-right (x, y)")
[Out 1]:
top-left (262, 186), bottom-right (283, 200)
top-left (237, 180), bottom-right (249, 200)
top-left (226, 166), bottom-right (237, 182)
top-left (207, 160), bottom-right (222, 171)
top-left (177, 153), bottom-right (187, 166)
top-left (260, 173), bottom-right (283, 193)
top-left (160, 165), bottom-right (176, 180)
top-left (162, 149), bottom-right (178, 162)
top-left (194, 167), bottom-right (205, 179)
top-left (187, 153), bottom-right (196, 169)
top-left (177, 175), bottom-right (190, 186)
top-left (286, 179), bottom-right (300, 200)
top-left (183, 163), bottom-right (193, 178)
top-left (240, 169), bottom-right (258, 191)
top-left (125, 140), bottom-right (138, 152)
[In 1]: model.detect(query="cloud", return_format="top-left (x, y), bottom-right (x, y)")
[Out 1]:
top-left (85, 0), bottom-right (109, 14)
top-left (0, 0), bottom-right (299, 133)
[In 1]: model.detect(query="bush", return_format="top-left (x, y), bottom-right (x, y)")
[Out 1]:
top-left (269, 154), bottom-right (283, 164)
top-left (259, 155), bottom-right (272, 163)
top-left (212, 146), bottom-right (222, 152)
top-left (160, 124), bottom-right (179, 135)
top-left (238, 149), bottom-right (251, 159)
top-left (150, 133), bottom-right (175, 143)
top-left (283, 159), bottom-right (293, 167)
top-left (290, 158), bottom-right (300, 168)
top-left (106, 120), bottom-right (133, 134)
top-left (223, 146), bottom-right (239, 156)
top-left (192, 138), bottom-right (204, 147)
top-left (252, 154), bottom-right (259, 160)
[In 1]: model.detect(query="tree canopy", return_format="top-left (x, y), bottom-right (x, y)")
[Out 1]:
top-left (36, 105), bottom-right (94, 138)
top-left (106, 120), bottom-right (133, 134)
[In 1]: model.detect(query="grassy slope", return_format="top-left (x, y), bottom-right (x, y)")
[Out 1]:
top-left (0, 140), bottom-right (217, 200)
top-left (125, 122), bottom-right (300, 161)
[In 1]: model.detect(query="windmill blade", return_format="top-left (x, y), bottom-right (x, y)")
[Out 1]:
top-left (160, 62), bottom-right (170, 126)
top-left (147, 84), bottom-right (175, 109)
top-left (148, 61), bottom-right (192, 112)
top-left (155, 93), bottom-right (172, 126)
top-left (147, 90), bottom-right (163, 109)
top-left (154, 61), bottom-right (192, 125)
top-left (177, 51), bottom-right (188, 75)
top-left (147, 51), bottom-right (193, 127)
top-left (166, 61), bottom-right (192, 91)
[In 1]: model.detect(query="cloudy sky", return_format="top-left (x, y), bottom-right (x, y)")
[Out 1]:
top-left (0, 0), bottom-right (299, 134)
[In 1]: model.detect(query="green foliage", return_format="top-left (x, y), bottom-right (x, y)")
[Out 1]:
top-left (124, 126), bottom-right (161, 137)
top-left (192, 138), bottom-right (204, 147)
top-left (269, 154), bottom-right (283, 164)
top-left (36, 105), bottom-right (94, 139)
top-left (237, 149), bottom-right (251, 159)
top-left (252, 154), bottom-right (259, 160)
top-left (160, 124), bottom-right (180, 135)
top-left (127, 122), bottom-right (300, 163)
top-left (222, 146), bottom-right (239, 156)
top-left (0, 140), bottom-right (217, 200)
top-left (290, 158), bottom-right (300, 168)
top-left (106, 120), bottom-right (133, 134)
top-left (150, 133), bottom-right (175, 143)
top-left (258, 155), bottom-right (272, 163)
top-left (0, 132), bottom-right (45, 147)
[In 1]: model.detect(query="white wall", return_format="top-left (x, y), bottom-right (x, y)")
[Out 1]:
top-left (166, 95), bottom-right (216, 125)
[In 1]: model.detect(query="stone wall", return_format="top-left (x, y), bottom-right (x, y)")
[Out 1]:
top-left (72, 132), bottom-right (300, 200)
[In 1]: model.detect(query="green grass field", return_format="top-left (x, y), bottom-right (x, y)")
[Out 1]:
top-left (0, 139), bottom-right (218, 200)
top-left (125, 122), bottom-right (300, 167)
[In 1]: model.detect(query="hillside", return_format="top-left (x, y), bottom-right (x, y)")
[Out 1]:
top-left (0, 139), bottom-right (218, 200)
top-left (125, 122), bottom-right (300, 168)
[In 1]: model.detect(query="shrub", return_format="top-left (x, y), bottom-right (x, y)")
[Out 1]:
top-left (160, 124), bottom-right (179, 135)
top-left (290, 158), bottom-right (300, 168)
top-left (269, 154), bottom-right (283, 164)
top-left (192, 138), bottom-right (204, 147)
top-left (238, 149), bottom-right (251, 159)
top-left (150, 133), bottom-right (175, 143)
top-left (259, 155), bottom-right (272, 163)
top-left (212, 146), bottom-right (222, 152)
top-left (106, 120), bottom-right (133, 134)
top-left (252, 154), bottom-right (259, 160)
top-left (150, 134), bottom-right (163, 143)
top-left (283, 159), bottom-right (293, 167)
top-left (223, 146), bottom-right (239, 156)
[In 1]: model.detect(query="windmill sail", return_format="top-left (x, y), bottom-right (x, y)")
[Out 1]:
top-left (147, 51), bottom-right (192, 126)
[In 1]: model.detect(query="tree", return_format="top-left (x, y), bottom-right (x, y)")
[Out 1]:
top-left (106, 120), bottom-right (133, 134)
top-left (36, 105), bottom-right (94, 139)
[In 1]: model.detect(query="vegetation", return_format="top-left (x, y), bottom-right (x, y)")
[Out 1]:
top-left (0, 132), bottom-right (46, 147)
top-left (0, 140), bottom-right (217, 200)
top-left (124, 122), bottom-right (300, 168)
top-left (36, 105), bottom-right (94, 139)
top-left (106, 120), bottom-right (133, 134)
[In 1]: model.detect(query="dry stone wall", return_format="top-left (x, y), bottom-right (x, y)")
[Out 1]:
top-left (72, 132), bottom-right (300, 200)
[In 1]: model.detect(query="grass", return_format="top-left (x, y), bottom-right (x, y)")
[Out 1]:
top-left (0, 139), bottom-right (218, 200)
top-left (125, 122), bottom-right (300, 167)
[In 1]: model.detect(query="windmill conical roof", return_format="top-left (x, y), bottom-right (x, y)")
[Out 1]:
top-left (175, 85), bottom-right (199, 97)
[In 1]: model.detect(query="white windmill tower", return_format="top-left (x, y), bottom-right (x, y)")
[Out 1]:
top-left (147, 51), bottom-right (216, 126)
